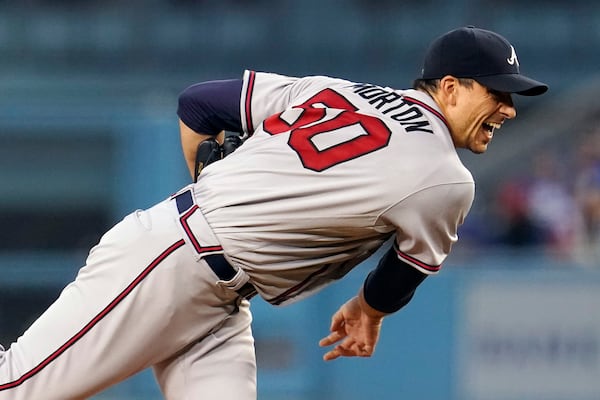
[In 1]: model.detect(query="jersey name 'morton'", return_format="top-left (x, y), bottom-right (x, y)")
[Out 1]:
top-left (353, 83), bottom-right (433, 134)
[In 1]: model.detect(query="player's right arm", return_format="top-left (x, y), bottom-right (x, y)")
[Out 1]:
top-left (319, 247), bottom-right (427, 360)
top-left (320, 181), bottom-right (473, 360)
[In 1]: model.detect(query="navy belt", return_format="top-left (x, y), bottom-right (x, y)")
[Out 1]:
top-left (174, 190), bottom-right (256, 300)
top-left (203, 254), bottom-right (257, 299)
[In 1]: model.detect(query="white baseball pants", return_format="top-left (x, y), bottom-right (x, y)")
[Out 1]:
top-left (0, 196), bottom-right (257, 400)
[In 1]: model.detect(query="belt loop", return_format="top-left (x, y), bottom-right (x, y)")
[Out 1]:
top-left (170, 188), bottom-right (257, 300)
top-left (173, 189), bottom-right (194, 215)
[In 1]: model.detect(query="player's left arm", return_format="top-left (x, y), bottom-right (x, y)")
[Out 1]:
top-left (177, 79), bottom-right (244, 179)
top-left (179, 121), bottom-right (224, 179)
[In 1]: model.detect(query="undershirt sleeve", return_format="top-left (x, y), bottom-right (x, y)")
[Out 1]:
top-left (177, 79), bottom-right (243, 135)
top-left (363, 243), bottom-right (428, 313)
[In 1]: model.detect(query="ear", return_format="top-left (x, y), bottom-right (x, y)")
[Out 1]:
top-left (438, 76), bottom-right (459, 106)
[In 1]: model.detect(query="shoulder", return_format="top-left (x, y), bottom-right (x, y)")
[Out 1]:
top-left (245, 70), bottom-right (351, 87)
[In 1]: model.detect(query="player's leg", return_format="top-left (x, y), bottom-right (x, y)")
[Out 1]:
top-left (153, 300), bottom-right (257, 400)
top-left (0, 200), bottom-right (240, 400)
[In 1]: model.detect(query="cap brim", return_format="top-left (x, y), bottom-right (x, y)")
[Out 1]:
top-left (475, 74), bottom-right (548, 96)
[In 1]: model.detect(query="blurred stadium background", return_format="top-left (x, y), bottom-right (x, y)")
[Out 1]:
top-left (0, 1), bottom-right (599, 399)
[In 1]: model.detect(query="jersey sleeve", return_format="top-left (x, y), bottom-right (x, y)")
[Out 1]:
top-left (239, 70), bottom-right (298, 135)
top-left (239, 70), bottom-right (349, 136)
top-left (382, 182), bottom-right (474, 274)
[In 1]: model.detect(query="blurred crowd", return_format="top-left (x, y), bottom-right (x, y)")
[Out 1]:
top-left (464, 128), bottom-right (600, 268)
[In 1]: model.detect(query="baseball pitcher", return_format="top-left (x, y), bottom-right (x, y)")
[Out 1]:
top-left (0, 27), bottom-right (547, 399)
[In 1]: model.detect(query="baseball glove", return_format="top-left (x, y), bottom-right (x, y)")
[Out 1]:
top-left (193, 134), bottom-right (244, 182)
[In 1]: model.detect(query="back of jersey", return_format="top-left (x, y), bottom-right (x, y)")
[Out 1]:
top-left (193, 71), bottom-right (474, 304)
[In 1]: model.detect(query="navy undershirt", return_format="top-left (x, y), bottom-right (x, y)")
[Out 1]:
top-left (177, 79), bottom-right (243, 135)
top-left (363, 245), bottom-right (428, 313)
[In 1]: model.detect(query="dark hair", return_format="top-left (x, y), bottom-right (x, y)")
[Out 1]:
top-left (412, 78), bottom-right (440, 93)
top-left (412, 77), bottom-right (474, 94)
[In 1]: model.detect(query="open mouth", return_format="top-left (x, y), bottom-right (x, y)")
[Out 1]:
top-left (483, 121), bottom-right (502, 135)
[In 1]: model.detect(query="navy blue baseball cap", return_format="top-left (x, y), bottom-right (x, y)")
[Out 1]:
top-left (421, 26), bottom-right (548, 96)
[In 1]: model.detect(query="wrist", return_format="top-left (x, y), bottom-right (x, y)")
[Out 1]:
top-left (358, 289), bottom-right (388, 319)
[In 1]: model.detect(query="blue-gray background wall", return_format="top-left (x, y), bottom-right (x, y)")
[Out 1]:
top-left (0, 1), bottom-right (599, 399)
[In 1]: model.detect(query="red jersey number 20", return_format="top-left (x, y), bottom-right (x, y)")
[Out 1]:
top-left (263, 89), bottom-right (391, 172)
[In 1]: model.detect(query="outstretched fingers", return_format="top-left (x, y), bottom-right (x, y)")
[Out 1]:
top-left (318, 307), bottom-right (347, 347)
top-left (318, 329), bottom-right (345, 347)
top-left (321, 339), bottom-right (373, 361)
top-left (319, 295), bottom-right (382, 361)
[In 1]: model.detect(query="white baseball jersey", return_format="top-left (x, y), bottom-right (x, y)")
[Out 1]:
top-left (0, 71), bottom-right (474, 400)
top-left (0, 71), bottom-right (473, 400)
top-left (193, 70), bottom-right (475, 305)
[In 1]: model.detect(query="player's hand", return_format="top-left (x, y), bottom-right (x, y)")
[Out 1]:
top-left (318, 291), bottom-right (385, 361)
top-left (193, 133), bottom-right (244, 182)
